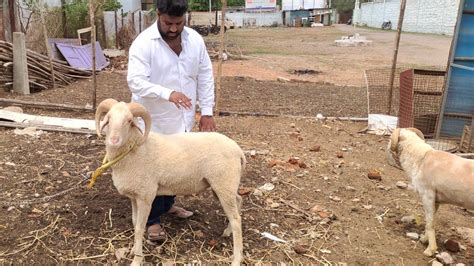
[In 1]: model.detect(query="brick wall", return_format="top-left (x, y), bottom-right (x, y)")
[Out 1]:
top-left (353, 0), bottom-right (459, 36)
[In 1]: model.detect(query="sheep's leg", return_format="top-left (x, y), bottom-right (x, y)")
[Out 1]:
top-left (131, 198), bottom-right (137, 227)
top-left (421, 192), bottom-right (438, 257)
top-left (130, 198), bottom-right (152, 266)
top-left (215, 192), bottom-right (243, 266)
top-left (223, 195), bottom-right (242, 237)
top-left (420, 202), bottom-right (439, 244)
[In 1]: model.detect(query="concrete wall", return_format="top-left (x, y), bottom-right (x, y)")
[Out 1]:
top-left (191, 11), bottom-right (283, 28)
top-left (353, 0), bottom-right (460, 36)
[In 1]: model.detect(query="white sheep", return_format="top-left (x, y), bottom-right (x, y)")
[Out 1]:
top-left (94, 98), bottom-right (245, 266)
top-left (387, 127), bottom-right (474, 256)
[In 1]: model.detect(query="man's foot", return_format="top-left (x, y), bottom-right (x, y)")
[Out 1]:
top-left (167, 205), bottom-right (193, 219)
top-left (146, 224), bottom-right (167, 244)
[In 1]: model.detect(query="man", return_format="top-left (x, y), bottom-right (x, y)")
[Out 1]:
top-left (127, 0), bottom-right (216, 243)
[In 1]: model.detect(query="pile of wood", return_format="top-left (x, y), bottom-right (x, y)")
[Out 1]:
top-left (0, 41), bottom-right (92, 92)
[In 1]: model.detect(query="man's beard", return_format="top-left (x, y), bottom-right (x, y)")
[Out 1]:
top-left (158, 20), bottom-right (181, 40)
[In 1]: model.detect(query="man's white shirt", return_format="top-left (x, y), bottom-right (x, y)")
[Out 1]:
top-left (127, 21), bottom-right (214, 134)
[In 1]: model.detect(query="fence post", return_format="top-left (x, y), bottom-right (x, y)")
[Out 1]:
top-left (12, 32), bottom-right (29, 95)
top-left (114, 10), bottom-right (118, 48)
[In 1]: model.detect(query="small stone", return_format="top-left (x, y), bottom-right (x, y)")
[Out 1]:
top-left (330, 196), bottom-right (341, 202)
top-left (406, 232), bottom-right (419, 240)
top-left (290, 123), bottom-right (296, 128)
top-left (363, 205), bottom-right (373, 210)
top-left (336, 152), bottom-right (344, 158)
top-left (238, 187), bottom-right (253, 196)
top-left (444, 239), bottom-right (461, 252)
top-left (345, 186), bottom-right (356, 191)
top-left (431, 261), bottom-right (443, 266)
top-left (436, 252), bottom-right (454, 264)
top-left (208, 239), bottom-right (218, 246)
top-left (352, 198), bottom-right (361, 202)
top-left (333, 168), bottom-right (343, 175)
top-left (253, 189), bottom-right (263, 197)
top-left (401, 215), bottom-right (415, 224)
top-left (367, 170), bottom-right (382, 181)
top-left (288, 157), bottom-right (300, 165)
top-left (194, 230), bottom-right (204, 238)
top-left (396, 181), bottom-right (408, 189)
top-left (270, 202), bottom-right (280, 208)
top-left (293, 244), bottom-right (309, 254)
top-left (309, 145), bottom-right (321, 152)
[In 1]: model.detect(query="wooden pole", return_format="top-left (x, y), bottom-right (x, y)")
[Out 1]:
top-left (39, 0), bottom-right (56, 89)
top-left (139, 11), bottom-right (142, 32)
top-left (215, 0), bottom-right (227, 116)
top-left (387, 0), bottom-right (406, 115)
top-left (89, 1), bottom-right (97, 109)
top-left (114, 10), bottom-right (118, 48)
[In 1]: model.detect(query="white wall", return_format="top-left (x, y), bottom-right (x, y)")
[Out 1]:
top-left (353, 0), bottom-right (460, 36)
top-left (282, 0), bottom-right (325, 11)
top-left (119, 0), bottom-right (141, 13)
top-left (227, 12), bottom-right (283, 27)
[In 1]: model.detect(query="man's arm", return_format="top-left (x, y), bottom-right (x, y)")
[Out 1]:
top-left (196, 39), bottom-right (216, 131)
top-left (127, 39), bottom-right (174, 101)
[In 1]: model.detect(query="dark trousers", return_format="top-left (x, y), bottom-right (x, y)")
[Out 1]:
top-left (146, 195), bottom-right (175, 226)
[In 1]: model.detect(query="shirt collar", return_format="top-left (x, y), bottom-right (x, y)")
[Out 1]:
top-left (149, 20), bottom-right (190, 41)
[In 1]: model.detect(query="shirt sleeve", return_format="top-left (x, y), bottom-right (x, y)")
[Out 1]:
top-left (127, 38), bottom-right (174, 100)
top-left (196, 38), bottom-right (215, 116)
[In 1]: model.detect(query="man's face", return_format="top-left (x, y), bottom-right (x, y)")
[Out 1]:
top-left (157, 13), bottom-right (185, 40)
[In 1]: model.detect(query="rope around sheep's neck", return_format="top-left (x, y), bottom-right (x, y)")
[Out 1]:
top-left (88, 142), bottom-right (137, 188)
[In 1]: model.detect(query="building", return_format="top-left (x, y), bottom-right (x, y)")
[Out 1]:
top-left (281, 0), bottom-right (332, 26)
top-left (352, 0), bottom-right (459, 35)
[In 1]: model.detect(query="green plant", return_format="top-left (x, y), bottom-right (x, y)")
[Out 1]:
top-left (64, 0), bottom-right (89, 37)
top-left (101, 0), bottom-right (122, 11)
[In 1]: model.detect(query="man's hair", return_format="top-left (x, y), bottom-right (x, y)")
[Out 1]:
top-left (156, 0), bottom-right (187, 17)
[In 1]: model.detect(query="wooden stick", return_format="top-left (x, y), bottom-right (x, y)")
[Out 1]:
top-left (89, 1), bottom-right (97, 109)
top-left (0, 121), bottom-right (95, 135)
top-left (0, 98), bottom-right (94, 111)
top-left (38, 0), bottom-right (56, 89)
top-left (215, 0), bottom-right (227, 116)
top-left (387, 0), bottom-right (407, 115)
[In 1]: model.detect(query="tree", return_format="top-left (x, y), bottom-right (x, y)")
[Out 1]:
top-left (331, 0), bottom-right (356, 13)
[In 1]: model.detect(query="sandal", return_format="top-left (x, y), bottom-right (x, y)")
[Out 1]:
top-left (146, 224), bottom-right (167, 243)
top-left (167, 205), bottom-right (194, 219)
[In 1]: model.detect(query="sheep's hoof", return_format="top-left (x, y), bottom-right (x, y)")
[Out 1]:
top-left (420, 234), bottom-right (428, 244)
top-left (423, 247), bottom-right (436, 257)
top-left (222, 228), bottom-right (232, 237)
top-left (129, 245), bottom-right (137, 257)
top-left (131, 255), bottom-right (143, 266)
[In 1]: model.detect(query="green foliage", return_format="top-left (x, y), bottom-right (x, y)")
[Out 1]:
top-left (64, 0), bottom-right (89, 36)
top-left (101, 0), bottom-right (122, 11)
top-left (331, 0), bottom-right (356, 12)
top-left (189, 0), bottom-right (246, 11)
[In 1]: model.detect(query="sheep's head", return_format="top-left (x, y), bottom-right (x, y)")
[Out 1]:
top-left (386, 128), bottom-right (424, 167)
top-left (95, 99), bottom-right (151, 147)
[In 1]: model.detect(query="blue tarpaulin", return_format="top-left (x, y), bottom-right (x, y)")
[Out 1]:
top-left (55, 41), bottom-right (109, 71)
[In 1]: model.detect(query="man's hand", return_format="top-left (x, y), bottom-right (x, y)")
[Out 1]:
top-left (169, 91), bottom-right (192, 110)
top-left (199, 116), bottom-right (216, 132)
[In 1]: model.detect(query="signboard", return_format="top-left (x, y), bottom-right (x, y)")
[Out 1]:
top-left (282, 0), bottom-right (326, 11)
top-left (245, 0), bottom-right (277, 10)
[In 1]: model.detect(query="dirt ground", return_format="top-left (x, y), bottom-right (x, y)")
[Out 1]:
top-left (211, 25), bottom-right (452, 86)
top-left (1, 26), bottom-right (473, 265)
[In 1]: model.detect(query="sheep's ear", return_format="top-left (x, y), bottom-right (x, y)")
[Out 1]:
top-left (95, 99), bottom-right (118, 136)
top-left (127, 102), bottom-right (151, 144)
top-left (407, 127), bottom-right (425, 140)
top-left (390, 128), bottom-right (401, 152)
top-left (98, 115), bottom-right (109, 137)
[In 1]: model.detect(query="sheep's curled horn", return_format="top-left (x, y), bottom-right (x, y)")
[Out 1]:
top-left (95, 99), bottom-right (152, 145)
top-left (390, 127), bottom-right (425, 151)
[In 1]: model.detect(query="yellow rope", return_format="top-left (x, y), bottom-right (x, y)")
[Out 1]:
top-left (88, 143), bottom-right (136, 189)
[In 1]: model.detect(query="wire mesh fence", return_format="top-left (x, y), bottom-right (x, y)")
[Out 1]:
top-left (365, 65), bottom-right (473, 153)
